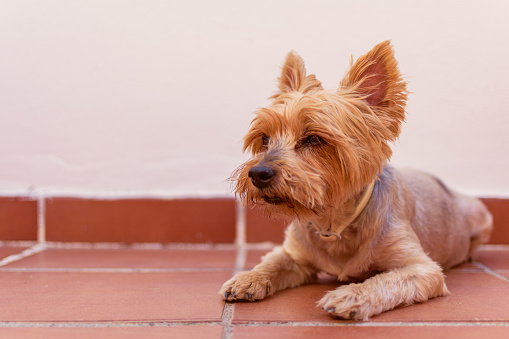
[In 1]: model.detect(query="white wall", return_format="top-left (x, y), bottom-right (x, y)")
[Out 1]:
top-left (0, 0), bottom-right (508, 197)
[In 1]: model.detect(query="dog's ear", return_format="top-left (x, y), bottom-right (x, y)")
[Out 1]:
top-left (340, 40), bottom-right (407, 136)
top-left (276, 51), bottom-right (323, 95)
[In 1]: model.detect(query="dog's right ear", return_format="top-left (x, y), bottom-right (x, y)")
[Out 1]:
top-left (340, 41), bottom-right (407, 139)
top-left (275, 51), bottom-right (323, 95)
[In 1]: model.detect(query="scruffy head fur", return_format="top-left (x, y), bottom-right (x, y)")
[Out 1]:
top-left (234, 41), bottom-right (407, 220)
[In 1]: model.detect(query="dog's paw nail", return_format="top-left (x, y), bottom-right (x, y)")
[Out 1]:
top-left (224, 292), bottom-right (229, 299)
top-left (349, 310), bottom-right (357, 318)
top-left (232, 292), bottom-right (236, 298)
top-left (247, 293), bottom-right (253, 299)
top-left (325, 307), bottom-right (335, 313)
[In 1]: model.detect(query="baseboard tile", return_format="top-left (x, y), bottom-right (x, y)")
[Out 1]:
top-left (0, 196), bottom-right (506, 244)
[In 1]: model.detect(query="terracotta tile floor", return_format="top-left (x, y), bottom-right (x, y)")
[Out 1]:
top-left (0, 244), bottom-right (507, 338)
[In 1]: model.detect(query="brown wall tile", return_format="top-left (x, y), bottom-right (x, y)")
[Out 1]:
top-left (45, 197), bottom-right (235, 243)
top-left (481, 198), bottom-right (509, 244)
top-left (0, 197), bottom-right (37, 241)
top-left (0, 195), bottom-right (504, 245)
top-left (246, 205), bottom-right (287, 243)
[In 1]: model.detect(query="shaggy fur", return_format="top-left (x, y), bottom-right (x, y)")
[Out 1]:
top-left (219, 41), bottom-right (493, 320)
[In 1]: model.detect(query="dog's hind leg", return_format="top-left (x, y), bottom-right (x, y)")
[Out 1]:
top-left (452, 194), bottom-right (493, 259)
top-left (466, 199), bottom-right (493, 259)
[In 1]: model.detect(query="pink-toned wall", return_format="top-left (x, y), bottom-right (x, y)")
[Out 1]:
top-left (0, 1), bottom-right (508, 198)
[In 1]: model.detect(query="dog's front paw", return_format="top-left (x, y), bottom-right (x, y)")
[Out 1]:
top-left (318, 284), bottom-right (376, 321)
top-left (219, 271), bottom-right (272, 302)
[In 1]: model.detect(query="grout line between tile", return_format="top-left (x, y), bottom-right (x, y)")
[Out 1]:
top-left (33, 242), bottom-right (238, 250)
top-left (235, 198), bottom-right (246, 247)
top-left (0, 321), bottom-right (224, 328)
top-left (220, 237), bottom-right (246, 338)
top-left (1, 321), bottom-right (507, 328)
top-left (221, 200), bottom-right (247, 339)
top-left (0, 267), bottom-right (232, 273)
top-left (231, 321), bottom-right (509, 327)
top-left (478, 244), bottom-right (509, 250)
top-left (37, 193), bottom-right (46, 243)
top-left (0, 241), bottom-right (38, 247)
top-left (234, 246), bottom-right (247, 275)
top-left (0, 243), bottom-right (47, 268)
top-left (473, 261), bottom-right (509, 283)
top-left (221, 303), bottom-right (235, 339)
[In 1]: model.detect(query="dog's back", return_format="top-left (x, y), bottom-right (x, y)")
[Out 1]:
top-left (398, 167), bottom-right (493, 269)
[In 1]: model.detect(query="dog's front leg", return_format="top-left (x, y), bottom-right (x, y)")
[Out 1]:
top-left (220, 246), bottom-right (317, 302)
top-left (318, 257), bottom-right (449, 320)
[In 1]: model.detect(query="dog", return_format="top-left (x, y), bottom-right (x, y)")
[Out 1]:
top-left (219, 41), bottom-right (493, 320)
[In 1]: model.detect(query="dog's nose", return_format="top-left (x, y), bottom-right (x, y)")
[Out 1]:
top-left (248, 165), bottom-right (276, 189)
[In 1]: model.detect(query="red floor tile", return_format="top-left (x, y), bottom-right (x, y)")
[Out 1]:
top-left (0, 247), bottom-right (27, 260)
top-left (233, 326), bottom-right (509, 339)
top-left (233, 271), bottom-right (509, 323)
top-left (0, 271), bottom-right (229, 322)
top-left (245, 249), bottom-right (273, 269)
top-left (474, 248), bottom-right (509, 270)
top-left (0, 326), bottom-right (223, 339)
top-left (233, 278), bottom-right (340, 323)
top-left (5, 248), bottom-right (236, 269)
top-left (450, 260), bottom-right (482, 271)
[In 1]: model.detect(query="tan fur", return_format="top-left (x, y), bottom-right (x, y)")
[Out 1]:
top-left (220, 41), bottom-right (493, 320)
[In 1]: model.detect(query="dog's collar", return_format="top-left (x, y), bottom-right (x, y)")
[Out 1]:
top-left (315, 179), bottom-right (376, 242)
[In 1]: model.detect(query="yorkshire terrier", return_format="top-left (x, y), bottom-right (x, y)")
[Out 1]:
top-left (219, 41), bottom-right (493, 320)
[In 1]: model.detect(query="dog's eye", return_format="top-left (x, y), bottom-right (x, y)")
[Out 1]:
top-left (302, 135), bottom-right (322, 147)
top-left (262, 134), bottom-right (270, 149)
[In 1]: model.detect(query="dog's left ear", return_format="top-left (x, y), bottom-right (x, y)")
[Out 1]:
top-left (341, 41), bottom-right (407, 136)
top-left (276, 51), bottom-right (323, 95)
